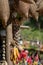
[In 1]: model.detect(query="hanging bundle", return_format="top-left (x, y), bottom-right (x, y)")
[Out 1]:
top-left (19, 1), bottom-right (30, 19)
top-left (14, 0), bottom-right (39, 21)
top-left (12, 47), bottom-right (20, 64)
top-left (37, 0), bottom-right (43, 15)
top-left (0, 0), bottom-right (10, 27)
top-left (30, 3), bottom-right (39, 21)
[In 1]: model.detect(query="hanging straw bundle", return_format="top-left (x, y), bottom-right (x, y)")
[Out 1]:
top-left (19, 1), bottom-right (30, 18)
top-left (14, 0), bottom-right (39, 21)
top-left (30, 3), bottom-right (39, 21)
top-left (37, 0), bottom-right (43, 15)
top-left (19, 0), bottom-right (39, 21)
top-left (0, 0), bottom-right (10, 27)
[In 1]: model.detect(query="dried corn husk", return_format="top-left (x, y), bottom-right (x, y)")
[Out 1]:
top-left (30, 3), bottom-right (39, 21)
top-left (37, 1), bottom-right (43, 14)
top-left (21, 0), bottom-right (36, 4)
top-left (0, 0), bottom-right (10, 27)
top-left (14, 0), bottom-right (39, 21)
top-left (19, 1), bottom-right (30, 18)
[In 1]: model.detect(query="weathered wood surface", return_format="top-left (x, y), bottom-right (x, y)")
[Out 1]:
top-left (6, 23), bottom-right (13, 65)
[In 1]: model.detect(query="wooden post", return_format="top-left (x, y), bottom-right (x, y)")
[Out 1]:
top-left (6, 23), bottom-right (13, 65)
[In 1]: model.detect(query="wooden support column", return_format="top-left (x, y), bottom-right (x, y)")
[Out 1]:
top-left (6, 23), bottom-right (13, 65)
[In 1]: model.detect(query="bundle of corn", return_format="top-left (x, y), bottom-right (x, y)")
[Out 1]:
top-left (13, 0), bottom-right (29, 19)
top-left (12, 47), bottom-right (20, 64)
top-left (19, 1), bottom-right (30, 18)
top-left (0, 0), bottom-right (10, 27)
top-left (14, 0), bottom-right (39, 21)
top-left (30, 3), bottom-right (39, 21)
top-left (37, 0), bottom-right (43, 15)
top-left (19, 0), bottom-right (39, 21)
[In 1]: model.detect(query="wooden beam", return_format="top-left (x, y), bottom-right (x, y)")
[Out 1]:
top-left (20, 25), bottom-right (30, 29)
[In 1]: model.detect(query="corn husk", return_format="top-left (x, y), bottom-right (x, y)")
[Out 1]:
top-left (0, 0), bottom-right (10, 27)
top-left (19, 0), bottom-right (39, 21)
top-left (30, 3), bottom-right (39, 21)
top-left (19, 1), bottom-right (30, 18)
top-left (21, 0), bottom-right (36, 4)
top-left (37, 1), bottom-right (43, 14)
top-left (14, 0), bottom-right (39, 21)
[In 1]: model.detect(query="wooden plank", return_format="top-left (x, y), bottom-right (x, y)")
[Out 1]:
top-left (20, 25), bottom-right (30, 29)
